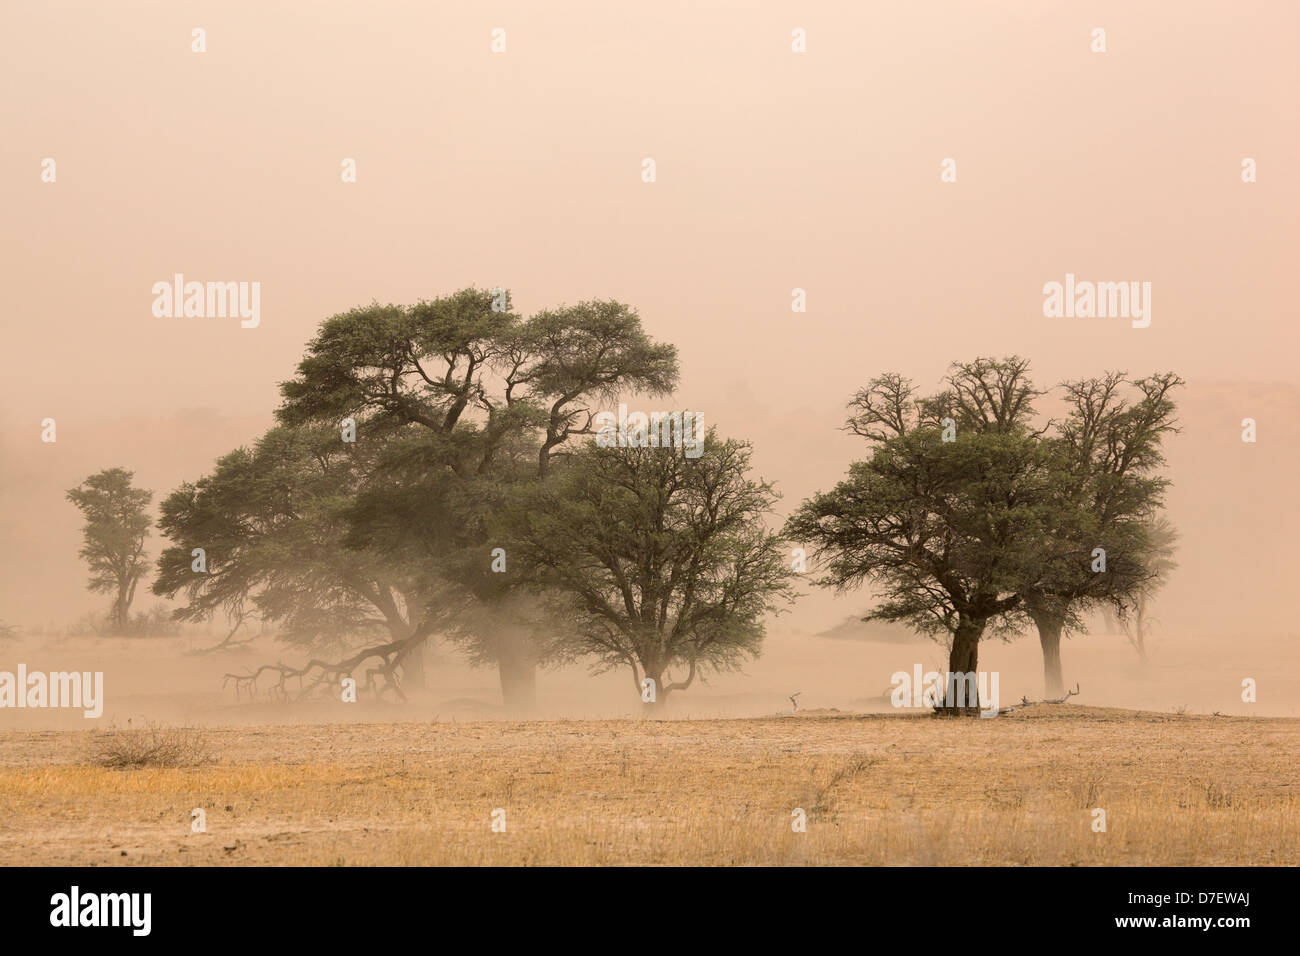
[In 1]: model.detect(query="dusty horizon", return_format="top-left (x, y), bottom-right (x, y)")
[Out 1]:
top-left (2, 1), bottom-right (1298, 893)
top-left (4, 5), bottom-right (1299, 714)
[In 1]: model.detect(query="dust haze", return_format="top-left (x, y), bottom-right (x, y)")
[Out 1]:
top-left (2, 0), bottom-right (1298, 871)
top-left (3, 378), bottom-right (1297, 727)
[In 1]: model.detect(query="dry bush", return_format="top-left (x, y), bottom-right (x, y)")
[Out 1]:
top-left (90, 723), bottom-right (214, 769)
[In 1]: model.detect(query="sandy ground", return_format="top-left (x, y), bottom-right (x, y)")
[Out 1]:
top-left (2, 629), bottom-right (1295, 865)
top-left (0, 706), bottom-right (1295, 866)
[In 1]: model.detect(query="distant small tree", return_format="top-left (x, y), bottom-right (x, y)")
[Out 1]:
top-left (1020, 371), bottom-right (1183, 695)
top-left (1119, 516), bottom-right (1179, 663)
top-left (500, 433), bottom-right (795, 712)
top-left (66, 468), bottom-right (153, 633)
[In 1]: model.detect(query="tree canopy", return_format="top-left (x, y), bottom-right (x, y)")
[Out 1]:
top-left (160, 289), bottom-right (682, 710)
top-left (67, 467), bottom-right (153, 634)
top-left (789, 357), bottom-right (1181, 711)
top-left (499, 432), bottom-right (795, 708)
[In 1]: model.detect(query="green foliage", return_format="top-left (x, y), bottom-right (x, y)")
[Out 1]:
top-left (66, 467), bottom-right (153, 633)
top-left (152, 289), bottom-right (681, 707)
top-left (1022, 370), bottom-right (1183, 630)
top-left (498, 432), bottom-right (796, 703)
top-left (153, 424), bottom-right (435, 653)
top-left (271, 289), bottom-right (681, 682)
top-left (790, 357), bottom-right (1183, 655)
top-left (788, 417), bottom-right (1047, 640)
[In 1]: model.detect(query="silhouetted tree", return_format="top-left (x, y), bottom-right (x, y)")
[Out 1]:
top-left (792, 357), bottom-right (1183, 708)
top-left (67, 468), bottom-right (153, 633)
top-left (271, 289), bottom-right (678, 711)
top-left (501, 433), bottom-right (795, 711)
top-left (788, 359), bottom-right (1057, 714)
top-left (1022, 371), bottom-right (1182, 694)
top-left (1118, 516), bottom-right (1179, 663)
top-left (153, 424), bottom-right (444, 689)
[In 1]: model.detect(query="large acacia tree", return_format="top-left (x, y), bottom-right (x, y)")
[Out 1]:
top-left (152, 423), bottom-right (444, 691)
top-left (787, 360), bottom-right (1060, 713)
top-left (499, 432), bottom-right (795, 711)
top-left (67, 468), bottom-right (153, 634)
top-left (789, 357), bottom-right (1181, 710)
top-left (272, 288), bottom-right (679, 711)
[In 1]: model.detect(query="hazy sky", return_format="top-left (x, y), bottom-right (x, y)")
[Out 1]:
top-left (2, 1), bottom-right (1297, 638)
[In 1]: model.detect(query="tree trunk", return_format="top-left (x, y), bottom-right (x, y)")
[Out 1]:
top-left (939, 618), bottom-right (984, 715)
top-left (1030, 609), bottom-right (1065, 698)
top-left (641, 670), bottom-right (666, 716)
top-left (400, 638), bottom-right (426, 692)
top-left (496, 626), bottom-right (537, 715)
top-left (112, 592), bottom-right (129, 634)
top-left (1039, 623), bottom-right (1064, 698)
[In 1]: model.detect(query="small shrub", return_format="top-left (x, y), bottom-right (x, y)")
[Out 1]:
top-left (91, 724), bottom-right (214, 769)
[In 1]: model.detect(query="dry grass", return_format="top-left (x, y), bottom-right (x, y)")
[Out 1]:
top-left (0, 705), bottom-right (1295, 865)
top-left (89, 723), bottom-right (214, 769)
